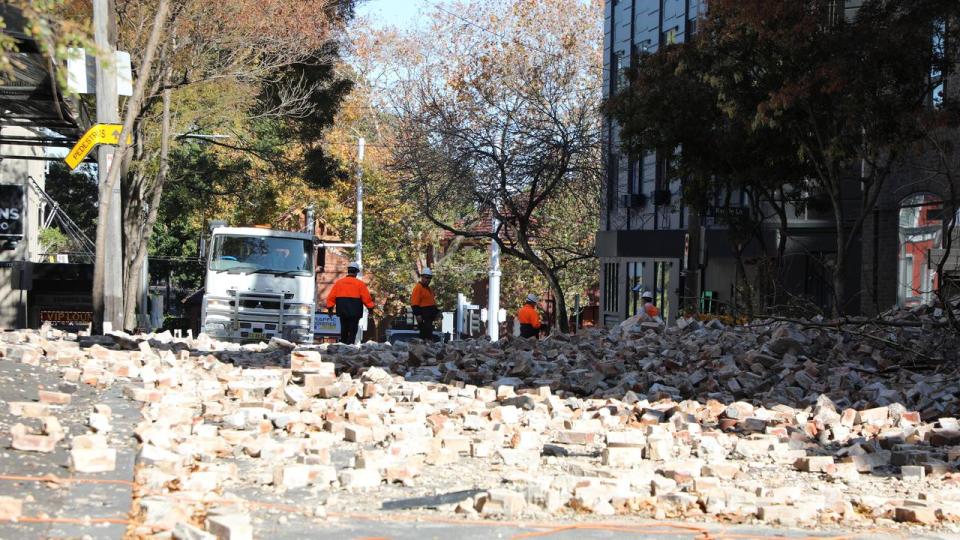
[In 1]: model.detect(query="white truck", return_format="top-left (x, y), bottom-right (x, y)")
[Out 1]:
top-left (200, 224), bottom-right (317, 344)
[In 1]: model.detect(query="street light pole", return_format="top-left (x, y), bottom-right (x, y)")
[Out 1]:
top-left (487, 216), bottom-right (501, 341)
top-left (356, 137), bottom-right (364, 273)
top-left (93, 0), bottom-right (123, 331)
top-left (354, 137), bottom-right (365, 345)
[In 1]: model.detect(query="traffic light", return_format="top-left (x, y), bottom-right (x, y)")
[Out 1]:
top-left (468, 310), bottom-right (481, 336)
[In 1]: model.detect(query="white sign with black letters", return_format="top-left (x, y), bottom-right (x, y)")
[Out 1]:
top-left (0, 185), bottom-right (24, 238)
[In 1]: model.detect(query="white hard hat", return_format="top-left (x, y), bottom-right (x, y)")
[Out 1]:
top-left (526, 293), bottom-right (538, 303)
top-left (421, 267), bottom-right (433, 276)
top-left (641, 289), bottom-right (654, 299)
top-left (347, 261), bottom-right (360, 272)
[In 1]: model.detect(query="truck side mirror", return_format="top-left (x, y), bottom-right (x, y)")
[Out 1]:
top-left (316, 247), bottom-right (326, 271)
top-left (199, 237), bottom-right (207, 260)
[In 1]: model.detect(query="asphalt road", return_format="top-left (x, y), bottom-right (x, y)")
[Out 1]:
top-left (1, 354), bottom-right (957, 540)
top-left (0, 357), bottom-right (139, 539)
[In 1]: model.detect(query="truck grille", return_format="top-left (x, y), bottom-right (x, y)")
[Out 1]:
top-left (235, 292), bottom-right (284, 339)
top-left (237, 298), bottom-right (282, 310)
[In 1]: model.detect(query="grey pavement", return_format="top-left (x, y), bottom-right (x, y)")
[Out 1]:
top-left (240, 510), bottom-right (959, 540)
top-left (0, 357), bottom-right (139, 539)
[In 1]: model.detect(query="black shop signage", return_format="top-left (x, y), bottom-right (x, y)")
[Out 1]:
top-left (0, 185), bottom-right (24, 238)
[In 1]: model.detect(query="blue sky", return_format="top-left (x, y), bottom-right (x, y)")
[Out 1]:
top-left (355, 0), bottom-right (454, 29)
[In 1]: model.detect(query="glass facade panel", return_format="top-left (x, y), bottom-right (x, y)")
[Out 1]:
top-left (604, 262), bottom-right (620, 312)
top-left (654, 260), bottom-right (672, 321)
top-left (626, 261), bottom-right (645, 316)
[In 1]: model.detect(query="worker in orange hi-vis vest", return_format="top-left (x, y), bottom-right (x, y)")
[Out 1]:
top-left (641, 289), bottom-right (660, 319)
top-left (517, 293), bottom-right (542, 338)
top-left (410, 267), bottom-right (438, 341)
top-left (326, 261), bottom-right (375, 345)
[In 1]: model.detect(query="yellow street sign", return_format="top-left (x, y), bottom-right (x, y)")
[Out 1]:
top-left (65, 123), bottom-right (129, 170)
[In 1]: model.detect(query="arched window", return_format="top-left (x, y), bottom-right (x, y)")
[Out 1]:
top-left (897, 193), bottom-right (943, 307)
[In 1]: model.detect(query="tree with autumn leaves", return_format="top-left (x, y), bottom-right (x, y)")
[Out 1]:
top-left (24, 0), bottom-right (602, 335)
top-left (79, 0), bottom-right (357, 331)
top-left (608, 0), bottom-right (960, 316)
top-left (360, 0), bottom-right (603, 333)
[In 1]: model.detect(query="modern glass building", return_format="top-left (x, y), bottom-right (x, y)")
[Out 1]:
top-left (598, 0), bottom-right (957, 325)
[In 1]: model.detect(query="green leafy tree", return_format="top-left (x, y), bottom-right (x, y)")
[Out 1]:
top-left (38, 227), bottom-right (71, 257)
top-left (44, 163), bottom-right (99, 242)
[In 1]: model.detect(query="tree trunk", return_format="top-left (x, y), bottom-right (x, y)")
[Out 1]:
top-left (542, 265), bottom-right (569, 334)
top-left (831, 184), bottom-right (846, 317)
top-left (734, 246), bottom-right (753, 319)
top-left (92, 0), bottom-right (170, 334)
top-left (122, 179), bottom-right (164, 330)
top-left (833, 238), bottom-right (846, 317)
top-left (683, 208), bottom-right (702, 314)
top-left (513, 225), bottom-right (572, 333)
top-left (925, 134), bottom-right (960, 331)
top-left (122, 167), bottom-right (147, 292)
top-left (122, 75), bottom-right (172, 331)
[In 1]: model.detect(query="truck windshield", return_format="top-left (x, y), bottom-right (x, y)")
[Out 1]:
top-left (210, 235), bottom-right (312, 276)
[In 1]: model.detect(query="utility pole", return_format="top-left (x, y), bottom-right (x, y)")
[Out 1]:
top-left (487, 216), bottom-right (501, 341)
top-left (356, 137), bottom-right (364, 270)
top-left (94, 0), bottom-right (123, 331)
top-left (354, 137), bottom-right (365, 345)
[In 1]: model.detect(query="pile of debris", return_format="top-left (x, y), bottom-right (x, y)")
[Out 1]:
top-left (0, 308), bottom-right (956, 538)
top-left (323, 309), bottom-right (960, 420)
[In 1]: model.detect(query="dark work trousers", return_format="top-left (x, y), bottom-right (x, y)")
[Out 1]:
top-left (340, 316), bottom-right (360, 344)
top-left (519, 324), bottom-right (539, 338)
top-left (417, 316), bottom-right (435, 341)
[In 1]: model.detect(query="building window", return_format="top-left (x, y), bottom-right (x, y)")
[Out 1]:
top-left (826, 0), bottom-right (841, 26)
top-left (604, 262), bottom-right (620, 313)
top-left (626, 261), bottom-right (645, 316)
top-left (611, 51), bottom-right (627, 94)
top-left (661, 27), bottom-right (679, 46)
top-left (653, 261), bottom-right (672, 320)
top-left (655, 151), bottom-right (670, 192)
top-left (932, 19), bottom-right (947, 109)
top-left (635, 39), bottom-right (653, 57)
top-left (607, 152), bottom-right (619, 229)
top-left (628, 158), bottom-right (642, 195)
top-left (898, 193), bottom-right (942, 307)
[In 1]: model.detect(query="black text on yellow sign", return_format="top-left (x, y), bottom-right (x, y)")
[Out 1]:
top-left (64, 124), bottom-right (131, 170)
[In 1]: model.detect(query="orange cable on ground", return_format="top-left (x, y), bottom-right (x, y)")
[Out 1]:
top-left (0, 516), bottom-right (131, 525)
top-left (134, 492), bottom-right (902, 540)
top-left (0, 474), bottom-right (135, 529)
top-left (138, 493), bottom-right (705, 535)
top-left (510, 522), bottom-right (715, 539)
top-left (141, 492), bottom-right (307, 515)
top-left (714, 532), bottom-right (866, 540)
top-left (0, 474), bottom-right (134, 486)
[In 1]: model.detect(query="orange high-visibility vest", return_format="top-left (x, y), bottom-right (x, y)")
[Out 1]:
top-left (326, 276), bottom-right (374, 313)
top-left (410, 282), bottom-right (436, 308)
top-left (517, 304), bottom-right (541, 328)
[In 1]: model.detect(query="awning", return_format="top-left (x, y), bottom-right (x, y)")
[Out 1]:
top-left (0, 6), bottom-right (89, 141)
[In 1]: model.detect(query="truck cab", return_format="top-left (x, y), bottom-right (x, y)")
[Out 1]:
top-left (201, 226), bottom-right (316, 344)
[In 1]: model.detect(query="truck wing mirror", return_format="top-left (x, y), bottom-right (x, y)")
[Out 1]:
top-left (316, 247), bottom-right (326, 271)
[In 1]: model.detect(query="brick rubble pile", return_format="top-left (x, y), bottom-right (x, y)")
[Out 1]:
top-left (0, 307), bottom-right (958, 538)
